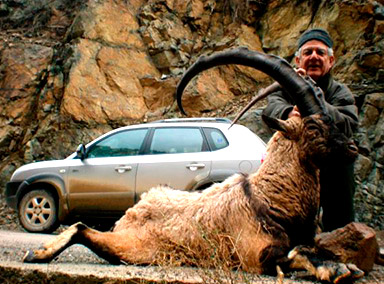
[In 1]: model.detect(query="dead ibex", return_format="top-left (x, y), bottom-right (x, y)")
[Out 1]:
top-left (23, 48), bottom-right (360, 283)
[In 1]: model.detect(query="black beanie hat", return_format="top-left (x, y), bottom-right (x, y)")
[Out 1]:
top-left (298, 28), bottom-right (333, 48)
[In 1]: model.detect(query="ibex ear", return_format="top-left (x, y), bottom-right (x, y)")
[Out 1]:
top-left (262, 114), bottom-right (289, 133)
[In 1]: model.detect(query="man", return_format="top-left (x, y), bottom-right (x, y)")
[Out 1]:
top-left (262, 28), bottom-right (359, 231)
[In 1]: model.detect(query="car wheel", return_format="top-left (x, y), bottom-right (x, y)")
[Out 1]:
top-left (18, 189), bottom-right (58, 233)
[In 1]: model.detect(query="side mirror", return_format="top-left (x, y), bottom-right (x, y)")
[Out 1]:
top-left (76, 144), bottom-right (86, 160)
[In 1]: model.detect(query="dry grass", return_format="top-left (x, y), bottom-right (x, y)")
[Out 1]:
top-left (146, 220), bottom-right (265, 284)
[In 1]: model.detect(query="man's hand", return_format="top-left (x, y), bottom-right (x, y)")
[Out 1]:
top-left (295, 68), bottom-right (307, 76)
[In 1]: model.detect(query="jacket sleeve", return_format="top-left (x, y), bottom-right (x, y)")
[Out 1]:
top-left (262, 90), bottom-right (294, 120)
top-left (323, 82), bottom-right (358, 138)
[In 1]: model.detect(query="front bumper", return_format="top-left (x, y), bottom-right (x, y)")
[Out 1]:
top-left (5, 181), bottom-right (23, 210)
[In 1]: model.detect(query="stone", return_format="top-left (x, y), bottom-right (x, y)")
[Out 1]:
top-left (180, 67), bottom-right (234, 115)
top-left (354, 154), bottom-right (373, 182)
top-left (365, 93), bottom-right (384, 109)
top-left (259, 0), bottom-right (312, 56)
top-left (0, 44), bottom-right (52, 123)
top-left (75, 0), bottom-right (144, 48)
top-left (61, 39), bottom-right (160, 123)
top-left (315, 222), bottom-right (379, 273)
top-left (24, 139), bottom-right (43, 162)
top-left (140, 76), bottom-right (177, 111)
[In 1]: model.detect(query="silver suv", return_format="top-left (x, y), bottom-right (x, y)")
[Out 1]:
top-left (6, 118), bottom-right (266, 233)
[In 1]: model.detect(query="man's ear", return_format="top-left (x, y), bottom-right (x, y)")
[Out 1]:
top-left (329, 55), bottom-right (335, 68)
top-left (295, 55), bottom-right (301, 67)
top-left (262, 115), bottom-right (289, 133)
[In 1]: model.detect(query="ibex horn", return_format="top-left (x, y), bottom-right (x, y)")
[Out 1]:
top-left (176, 47), bottom-right (327, 118)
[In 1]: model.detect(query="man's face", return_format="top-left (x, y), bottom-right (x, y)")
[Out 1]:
top-left (295, 40), bottom-right (335, 82)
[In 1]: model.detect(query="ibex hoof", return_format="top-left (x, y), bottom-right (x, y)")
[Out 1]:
top-left (22, 250), bottom-right (36, 263)
top-left (332, 263), bottom-right (364, 283)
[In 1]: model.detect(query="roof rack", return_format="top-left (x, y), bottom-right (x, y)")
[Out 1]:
top-left (154, 118), bottom-right (232, 123)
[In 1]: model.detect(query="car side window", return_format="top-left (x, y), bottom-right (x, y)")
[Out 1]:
top-left (203, 127), bottom-right (229, 151)
top-left (150, 127), bottom-right (204, 154)
top-left (87, 129), bottom-right (148, 158)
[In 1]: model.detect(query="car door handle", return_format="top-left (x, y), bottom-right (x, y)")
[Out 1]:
top-left (115, 165), bottom-right (132, 173)
top-left (186, 163), bottom-right (205, 171)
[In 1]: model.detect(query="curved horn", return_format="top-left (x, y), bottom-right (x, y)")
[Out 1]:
top-left (176, 47), bottom-right (326, 117)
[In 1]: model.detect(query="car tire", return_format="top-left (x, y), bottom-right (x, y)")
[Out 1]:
top-left (18, 189), bottom-right (59, 233)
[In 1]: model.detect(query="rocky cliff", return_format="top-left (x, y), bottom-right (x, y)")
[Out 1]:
top-left (0, 0), bottom-right (383, 228)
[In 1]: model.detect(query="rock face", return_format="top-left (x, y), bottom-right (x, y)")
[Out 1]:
top-left (0, 0), bottom-right (383, 229)
top-left (354, 93), bottom-right (384, 229)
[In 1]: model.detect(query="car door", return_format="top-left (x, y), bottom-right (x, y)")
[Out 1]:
top-left (135, 127), bottom-right (212, 197)
top-left (66, 128), bottom-right (148, 216)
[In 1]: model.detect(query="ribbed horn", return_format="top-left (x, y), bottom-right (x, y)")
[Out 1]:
top-left (176, 47), bottom-right (327, 117)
